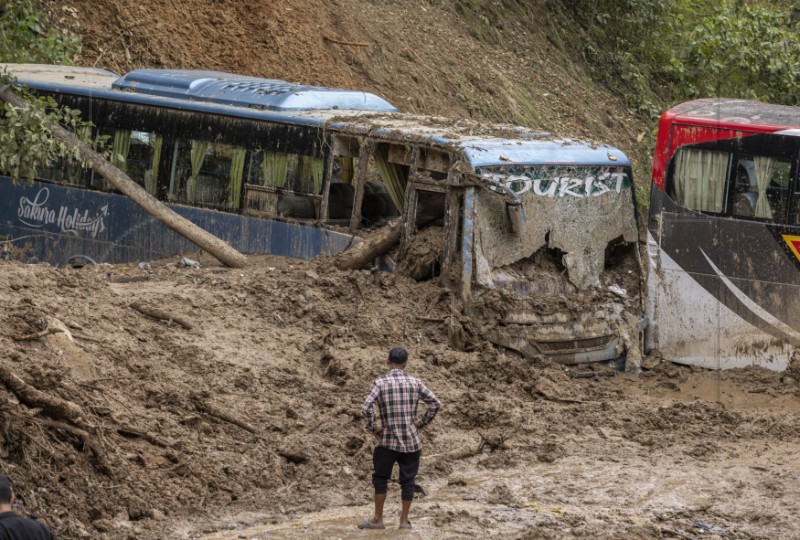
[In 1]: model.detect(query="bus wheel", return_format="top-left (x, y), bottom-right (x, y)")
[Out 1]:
top-left (65, 254), bottom-right (97, 269)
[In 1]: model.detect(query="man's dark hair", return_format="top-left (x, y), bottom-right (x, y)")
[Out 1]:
top-left (0, 475), bottom-right (13, 504)
top-left (388, 347), bottom-right (408, 365)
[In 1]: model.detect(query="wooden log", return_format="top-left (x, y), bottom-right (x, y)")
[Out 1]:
top-left (334, 217), bottom-right (402, 270)
top-left (0, 84), bottom-right (248, 269)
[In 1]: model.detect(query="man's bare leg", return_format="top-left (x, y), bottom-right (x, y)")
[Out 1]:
top-left (370, 493), bottom-right (387, 526)
top-left (400, 498), bottom-right (411, 527)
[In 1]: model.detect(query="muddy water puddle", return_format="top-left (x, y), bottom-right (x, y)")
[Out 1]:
top-left (194, 443), bottom-right (800, 539)
top-left (626, 371), bottom-right (800, 412)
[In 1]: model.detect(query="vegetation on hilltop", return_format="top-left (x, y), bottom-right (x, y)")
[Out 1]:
top-left (565, 0), bottom-right (800, 114)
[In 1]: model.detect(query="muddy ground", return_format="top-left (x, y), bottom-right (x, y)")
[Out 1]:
top-left (0, 253), bottom-right (798, 539)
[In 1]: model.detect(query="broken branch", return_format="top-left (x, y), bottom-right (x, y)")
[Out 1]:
top-left (193, 398), bottom-right (259, 434)
top-left (12, 327), bottom-right (65, 341)
top-left (334, 217), bottom-right (402, 270)
top-left (116, 425), bottom-right (171, 448)
top-left (323, 36), bottom-right (370, 47)
top-left (129, 301), bottom-right (194, 330)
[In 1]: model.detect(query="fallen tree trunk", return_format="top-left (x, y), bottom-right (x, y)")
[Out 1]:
top-left (334, 217), bottom-right (402, 270)
top-left (0, 85), bottom-right (248, 269)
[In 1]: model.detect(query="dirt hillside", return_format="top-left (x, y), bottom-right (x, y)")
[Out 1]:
top-left (45, 0), bottom-right (650, 176)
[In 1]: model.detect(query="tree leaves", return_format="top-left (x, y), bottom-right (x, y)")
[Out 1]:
top-left (570, 0), bottom-right (799, 113)
top-left (0, 0), bottom-right (81, 64)
top-left (0, 1), bottom-right (95, 183)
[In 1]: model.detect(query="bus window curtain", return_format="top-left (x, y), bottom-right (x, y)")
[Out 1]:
top-left (261, 151), bottom-right (288, 188)
top-left (310, 157), bottom-right (324, 194)
top-left (188, 140), bottom-right (208, 203)
top-left (147, 134), bottom-right (163, 196)
top-left (228, 148), bottom-right (246, 209)
top-left (340, 157), bottom-right (354, 184)
top-left (673, 148), bottom-right (727, 213)
top-left (374, 145), bottom-right (406, 211)
top-left (753, 156), bottom-right (776, 220)
top-left (111, 130), bottom-right (131, 173)
top-left (297, 155), bottom-right (324, 193)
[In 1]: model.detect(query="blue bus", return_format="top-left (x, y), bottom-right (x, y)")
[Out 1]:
top-left (1, 64), bottom-right (640, 366)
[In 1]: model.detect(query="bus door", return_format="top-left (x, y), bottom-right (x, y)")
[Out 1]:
top-left (649, 130), bottom-right (800, 369)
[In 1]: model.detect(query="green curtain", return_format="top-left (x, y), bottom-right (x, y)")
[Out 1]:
top-left (111, 130), bottom-right (131, 173)
top-left (310, 157), bottom-right (324, 194)
top-left (261, 151), bottom-right (288, 188)
top-left (147, 134), bottom-right (163, 195)
top-left (228, 148), bottom-right (246, 209)
top-left (188, 140), bottom-right (208, 203)
top-left (297, 155), bottom-right (323, 193)
top-left (374, 145), bottom-right (406, 211)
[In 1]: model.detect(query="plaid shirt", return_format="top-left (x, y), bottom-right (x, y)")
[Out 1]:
top-left (363, 369), bottom-right (441, 453)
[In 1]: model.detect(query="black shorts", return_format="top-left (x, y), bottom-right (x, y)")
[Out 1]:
top-left (371, 446), bottom-right (421, 501)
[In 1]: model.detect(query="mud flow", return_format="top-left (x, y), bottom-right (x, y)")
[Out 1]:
top-left (0, 255), bottom-right (798, 539)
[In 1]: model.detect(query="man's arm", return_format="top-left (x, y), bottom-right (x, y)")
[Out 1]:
top-left (362, 381), bottom-right (381, 433)
top-left (416, 382), bottom-right (441, 429)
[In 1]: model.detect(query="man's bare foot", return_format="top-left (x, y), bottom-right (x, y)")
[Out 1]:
top-left (357, 518), bottom-right (385, 529)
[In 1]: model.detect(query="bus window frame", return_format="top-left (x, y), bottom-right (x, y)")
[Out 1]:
top-left (666, 132), bottom-right (800, 225)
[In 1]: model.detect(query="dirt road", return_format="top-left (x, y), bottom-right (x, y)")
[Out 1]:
top-left (0, 255), bottom-right (798, 539)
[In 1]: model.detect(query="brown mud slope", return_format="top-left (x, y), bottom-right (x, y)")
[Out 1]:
top-left (45, 0), bottom-right (650, 175)
top-left (0, 255), bottom-right (799, 539)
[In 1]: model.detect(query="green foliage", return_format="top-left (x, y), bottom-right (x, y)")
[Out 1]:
top-left (0, 1), bottom-right (94, 183)
top-left (0, 1), bottom-right (81, 63)
top-left (570, 0), bottom-right (800, 112)
top-left (0, 88), bottom-right (96, 181)
top-left (455, 0), bottom-right (498, 43)
top-left (673, 3), bottom-right (800, 105)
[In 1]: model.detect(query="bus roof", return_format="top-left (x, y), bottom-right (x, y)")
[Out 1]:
top-left (4, 64), bottom-right (630, 170)
top-left (112, 69), bottom-right (398, 112)
top-left (664, 98), bottom-right (800, 132)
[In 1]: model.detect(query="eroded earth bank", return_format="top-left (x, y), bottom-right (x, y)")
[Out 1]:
top-left (0, 254), bottom-right (798, 539)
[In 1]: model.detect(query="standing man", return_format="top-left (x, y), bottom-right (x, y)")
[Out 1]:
top-left (0, 475), bottom-right (53, 539)
top-left (359, 346), bottom-right (441, 530)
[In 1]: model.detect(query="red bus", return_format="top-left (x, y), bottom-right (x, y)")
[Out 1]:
top-left (646, 98), bottom-right (800, 371)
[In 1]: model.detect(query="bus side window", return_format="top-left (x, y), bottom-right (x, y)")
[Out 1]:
top-left (242, 150), bottom-right (320, 220)
top-left (359, 146), bottom-right (405, 228)
top-left (733, 155), bottom-right (792, 223)
top-left (669, 147), bottom-right (730, 214)
top-left (170, 139), bottom-right (247, 210)
top-left (36, 156), bottom-right (88, 187)
top-left (91, 129), bottom-right (165, 195)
